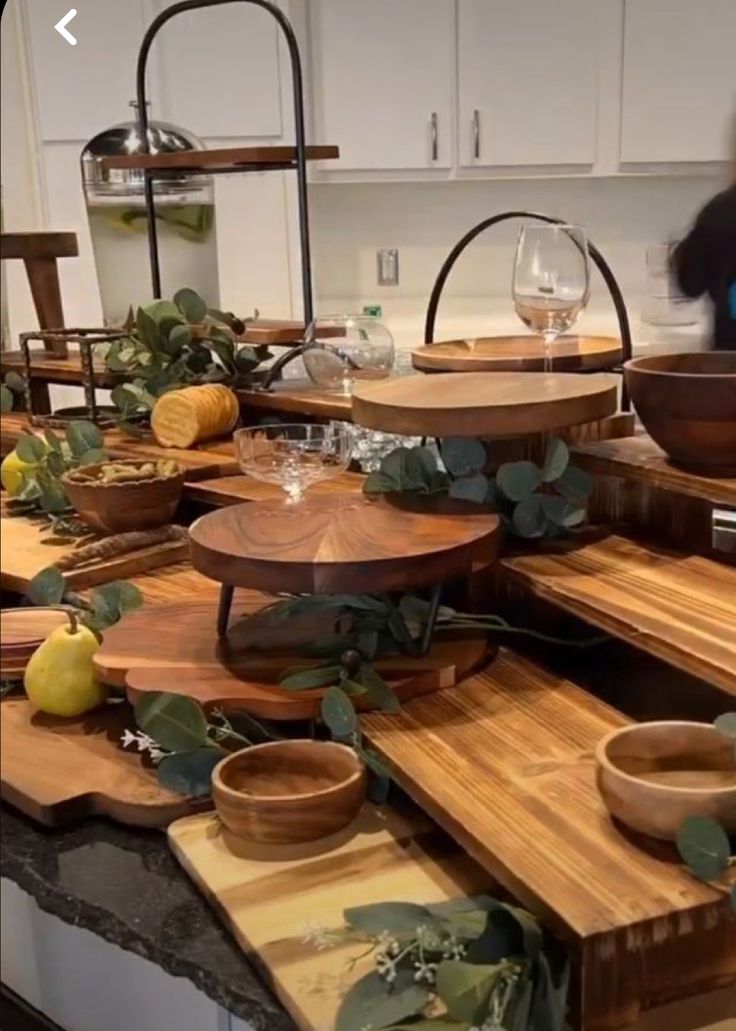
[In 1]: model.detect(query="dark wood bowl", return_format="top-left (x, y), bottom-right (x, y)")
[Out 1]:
top-left (61, 460), bottom-right (185, 533)
top-left (596, 721), bottom-right (736, 840)
top-left (624, 352), bottom-right (736, 472)
top-left (212, 740), bottom-right (366, 844)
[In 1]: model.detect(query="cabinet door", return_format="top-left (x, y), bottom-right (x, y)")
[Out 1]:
top-left (458, 0), bottom-right (598, 168)
top-left (620, 0), bottom-right (736, 163)
top-left (311, 0), bottom-right (454, 170)
top-left (149, 0), bottom-right (281, 139)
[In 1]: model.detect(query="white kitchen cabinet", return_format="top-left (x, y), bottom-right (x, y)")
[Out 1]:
top-left (149, 0), bottom-right (282, 139)
top-left (310, 0), bottom-right (454, 170)
top-left (458, 0), bottom-right (599, 169)
top-left (620, 0), bottom-right (736, 164)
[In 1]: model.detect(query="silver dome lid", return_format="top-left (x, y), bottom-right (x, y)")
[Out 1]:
top-left (81, 102), bottom-right (211, 196)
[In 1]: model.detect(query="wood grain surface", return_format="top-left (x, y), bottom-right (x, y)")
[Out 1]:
top-left (0, 413), bottom-right (239, 480)
top-left (189, 494), bottom-right (500, 594)
top-left (500, 534), bottom-right (736, 693)
top-left (412, 335), bottom-right (622, 373)
top-left (0, 514), bottom-right (188, 594)
top-left (573, 433), bottom-right (736, 506)
top-left (362, 650), bottom-right (736, 1027)
top-left (351, 372), bottom-right (618, 437)
top-left (0, 698), bottom-right (205, 828)
top-left (0, 608), bottom-right (71, 679)
top-left (99, 145), bottom-right (339, 171)
top-left (236, 380), bottom-right (353, 421)
top-left (1, 350), bottom-right (118, 386)
top-left (184, 470), bottom-right (365, 507)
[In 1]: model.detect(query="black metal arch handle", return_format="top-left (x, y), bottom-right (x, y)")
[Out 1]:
top-left (134, 0), bottom-right (313, 325)
top-left (423, 210), bottom-right (632, 409)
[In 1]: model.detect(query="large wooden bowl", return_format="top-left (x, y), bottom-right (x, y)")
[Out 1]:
top-left (596, 721), bottom-right (736, 840)
top-left (212, 740), bottom-right (366, 844)
top-left (624, 352), bottom-right (736, 471)
top-left (62, 460), bottom-right (185, 533)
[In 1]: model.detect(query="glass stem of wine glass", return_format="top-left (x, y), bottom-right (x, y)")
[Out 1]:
top-left (542, 332), bottom-right (557, 374)
top-left (283, 481), bottom-right (305, 504)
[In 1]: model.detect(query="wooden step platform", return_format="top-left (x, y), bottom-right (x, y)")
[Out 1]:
top-left (500, 534), bottom-right (736, 693)
top-left (362, 649), bottom-right (736, 1028)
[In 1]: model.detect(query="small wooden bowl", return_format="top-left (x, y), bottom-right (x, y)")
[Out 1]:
top-left (62, 460), bottom-right (185, 533)
top-left (624, 352), bottom-right (736, 471)
top-left (596, 721), bottom-right (736, 841)
top-left (212, 740), bottom-right (367, 844)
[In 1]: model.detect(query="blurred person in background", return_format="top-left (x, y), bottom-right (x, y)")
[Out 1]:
top-left (671, 112), bottom-right (736, 350)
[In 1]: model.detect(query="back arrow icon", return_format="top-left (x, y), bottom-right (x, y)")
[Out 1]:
top-left (54, 9), bottom-right (77, 46)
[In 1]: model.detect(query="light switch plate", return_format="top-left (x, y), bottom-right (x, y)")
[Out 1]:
top-left (377, 249), bottom-right (399, 286)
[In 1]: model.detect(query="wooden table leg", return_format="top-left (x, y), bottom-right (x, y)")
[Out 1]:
top-left (23, 258), bottom-right (67, 355)
top-left (217, 584), bottom-right (234, 637)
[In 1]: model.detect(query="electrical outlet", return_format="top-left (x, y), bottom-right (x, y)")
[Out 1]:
top-left (377, 249), bottom-right (399, 286)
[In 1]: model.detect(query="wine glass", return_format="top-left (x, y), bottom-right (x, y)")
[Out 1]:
top-left (234, 423), bottom-right (353, 504)
top-left (512, 224), bottom-right (590, 372)
top-left (302, 314), bottom-right (395, 395)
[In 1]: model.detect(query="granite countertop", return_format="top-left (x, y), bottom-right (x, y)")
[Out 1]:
top-left (0, 805), bottom-right (297, 1031)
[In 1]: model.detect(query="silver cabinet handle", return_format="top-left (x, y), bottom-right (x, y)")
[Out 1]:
top-left (431, 112), bottom-right (438, 162)
top-left (473, 109), bottom-right (480, 160)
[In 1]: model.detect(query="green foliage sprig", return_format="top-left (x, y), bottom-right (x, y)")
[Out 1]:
top-left (364, 437), bottom-right (594, 539)
top-left (676, 713), bottom-right (736, 912)
top-left (8, 420), bottom-right (107, 524)
top-left (25, 565), bottom-right (143, 636)
top-left (0, 372), bottom-right (26, 413)
top-left (107, 288), bottom-right (271, 429)
top-left (303, 896), bottom-right (569, 1031)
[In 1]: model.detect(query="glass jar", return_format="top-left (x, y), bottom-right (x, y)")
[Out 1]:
top-left (302, 314), bottom-right (395, 394)
top-left (642, 243), bottom-right (698, 327)
top-left (81, 103), bottom-right (220, 326)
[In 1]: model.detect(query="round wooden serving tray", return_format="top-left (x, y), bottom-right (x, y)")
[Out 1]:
top-left (411, 335), bottom-right (622, 373)
top-left (188, 494), bottom-right (500, 595)
top-left (351, 371), bottom-right (618, 438)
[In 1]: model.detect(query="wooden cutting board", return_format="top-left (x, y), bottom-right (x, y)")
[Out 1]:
top-left (168, 802), bottom-right (491, 1031)
top-left (412, 335), bottom-right (623, 373)
top-left (0, 697), bottom-right (206, 828)
top-left (94, 598), bottom-right (491, 719)
top-left (0, 514), bottom-right (188, 593)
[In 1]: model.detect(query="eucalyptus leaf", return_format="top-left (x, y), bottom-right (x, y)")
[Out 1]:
top-left (78, 448), bottom-right (108, 467)
top-left (434, 961), bottom-right (500, 1022)
top-left (5, 371), bottom-right (26, 394)
top-left (511, 495), bottom-right (547, 538)
top-left (529, 952), bottom-right (569, 1031)
top-left (676, 815), bottom-right (731, 881)
top-left (344, 901), bottom-right (440, 936)
top-left (15, 435), bottom-right (47, 464)
top-left (714, 713), bottom-right (736, 738)
top-left (555, 464), bottom-right (593, 503)
top-left (731, 885), bottom-right (736, 913)
top-left (174, 287), bottom-right (207, 323)
top-left (38, 479), bottom-right (69, 514)
top-left (18, 478), bottom-right (42, 502)
top-left (385, 1022), bottom-right (467, 1030)
top-left (449, 473), bottom-right (489, 504)
top-left (497, 461), bottom-right (543, 502)
top-left (359, 665), bottom-right (400, 712)
top-left (279, 665), bottom-right (342, 691)
top-left (367, 770), bottom-right (392, 804)
top-left (335, 970), bottom-right (429, 1031)
top-left (320, 685), bottom-right (357, 739)
top-left (442, 437), bottom-right (486, 477)
top-left (542, 438), bottom-right (569, 482)
top-left (339, 677), bottom-right (368, 697)
top-left (0, 385), bottom-right (13, 413)
top-left (66, 420), bottom-right (103, 458)
top-left (135, 692), bottom-right (209, 752)
top-left (539, 494), bottom-right (585, 528)
top-left (165, 323), bottom-right (193, 356)
top-left (147, 300), bottom-right (184, 325)
top-left (156, 748), bottom-right (222, 797)
top-left (136, 306), bottom-right (163, 351)
top-left (363, 470), bottom-right (399, 494)
top-left (43, 428), bottom-right (62, 453)
top-left (26, 566), bottom-right (66, 606)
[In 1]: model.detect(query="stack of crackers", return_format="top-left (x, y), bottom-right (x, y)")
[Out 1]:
top-left (151, 384), bottom-right (239, 449)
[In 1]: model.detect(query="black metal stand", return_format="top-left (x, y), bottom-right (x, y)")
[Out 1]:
top-left (424, 210), bottom-right (633, 409)
top-left (217, 583), bottom-right (235, 637)
top-left (134, 0), bottom-right (314, 327)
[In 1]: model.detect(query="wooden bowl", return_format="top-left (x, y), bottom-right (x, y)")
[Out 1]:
top-left (596, 721), bottom-right (736, 840)
top-left (62, 460), bottom-right (185, 533)
top-left (212, 740), bottom-right (367, 844)
top-left (623, 352), bottom-right (736, 471)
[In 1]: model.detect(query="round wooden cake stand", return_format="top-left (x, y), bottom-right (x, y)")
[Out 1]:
top-left (411, 335), bottom-right (622, 374)
top-left (189, 493), bottom-right (500, 635)
top-left (94, 600), bottom-right (493, 720)
top-left (351, 371), bottom-right (618, 438)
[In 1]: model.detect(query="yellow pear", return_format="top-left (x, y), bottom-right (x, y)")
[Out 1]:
top-left (24, 612), bottom-right (108, 717)
top-left (1, 448), bottom-right (40, 496)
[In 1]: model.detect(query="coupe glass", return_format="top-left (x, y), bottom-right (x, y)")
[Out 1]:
top-left (512, 224), bottom-right (590, 372)
top-left (234, 423), bottom-right (353, 503)
top-left (302, 314), bottom-right (395, 394)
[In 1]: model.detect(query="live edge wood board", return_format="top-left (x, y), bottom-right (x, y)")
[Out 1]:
top-left (362, 650), bottom-right (736, 1029)
top-left (500, 534), bottom-right (736, 694)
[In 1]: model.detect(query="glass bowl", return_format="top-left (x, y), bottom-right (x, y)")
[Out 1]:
top-left (302, 314), bottom-right (395, 394)
top-left (234, 423), bottom-right (353, 503)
